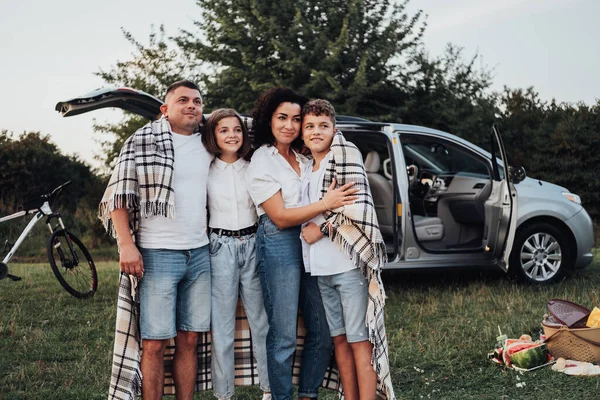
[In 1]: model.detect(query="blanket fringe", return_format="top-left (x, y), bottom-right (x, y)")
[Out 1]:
top-left (98, 194), bottom-right (139, 238)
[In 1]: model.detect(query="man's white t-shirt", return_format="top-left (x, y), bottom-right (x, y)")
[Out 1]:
top-left (301, 151), bottom-right (356, 276)
top-left (138, 131), bottom-right (214, 249)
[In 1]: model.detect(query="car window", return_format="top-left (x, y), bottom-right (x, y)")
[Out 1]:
top-left (400, 135), bottom-right (490, 178)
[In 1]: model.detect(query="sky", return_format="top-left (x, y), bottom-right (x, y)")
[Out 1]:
top-left (1, 0), bottom-right (598, 169)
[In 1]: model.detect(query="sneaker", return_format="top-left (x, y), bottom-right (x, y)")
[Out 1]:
top-left (261, 393), bottom-right (272, 400)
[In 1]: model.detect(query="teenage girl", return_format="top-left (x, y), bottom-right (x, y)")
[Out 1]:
top-left (202, 108), bottom-right (271, 400)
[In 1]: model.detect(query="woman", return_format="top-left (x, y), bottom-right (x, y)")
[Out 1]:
top-left (246, 87), bottom-right (358, 400)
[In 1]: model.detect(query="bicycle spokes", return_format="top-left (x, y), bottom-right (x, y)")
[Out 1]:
top-left (48, 230), bottom-right (97, 298)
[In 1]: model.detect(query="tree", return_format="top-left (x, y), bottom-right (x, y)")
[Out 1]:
top-left (396, 44), bottom-right (499, 147)
top-left (94, 26), bottom-right (201, 167)
top-left (95, 0), bottom-right (425, 166)
top-left (176, 0), bottom-right (424, 117)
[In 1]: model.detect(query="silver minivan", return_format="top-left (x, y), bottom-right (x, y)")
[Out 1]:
top-left (56, 88), bottom-right (595, 284)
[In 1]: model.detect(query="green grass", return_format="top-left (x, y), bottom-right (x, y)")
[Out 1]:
top-left (1, 254), bottom-right (599, 400)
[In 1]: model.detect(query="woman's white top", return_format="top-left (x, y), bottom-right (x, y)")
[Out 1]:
top-left (207, 157), bottom-right (257, 230)
top-left (246, 145), bottom-right (311, 216)
top-left (138, 132), bottom-right (214, 250)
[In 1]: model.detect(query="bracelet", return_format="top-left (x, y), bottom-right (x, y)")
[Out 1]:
top-left (322, 198), bottom-right (331, 211)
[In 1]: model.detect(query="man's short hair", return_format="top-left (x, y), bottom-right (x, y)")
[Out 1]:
top-left (164, 80), bottom-right (202, 101)
top-left (302, 99), bottom-right (336, 125)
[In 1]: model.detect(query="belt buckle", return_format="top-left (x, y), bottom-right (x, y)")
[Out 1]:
top-left (232, 230), bottom-right (242, 238)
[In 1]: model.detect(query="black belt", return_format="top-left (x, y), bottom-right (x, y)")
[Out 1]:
top-left (209, 224), bottom-right (258, 237)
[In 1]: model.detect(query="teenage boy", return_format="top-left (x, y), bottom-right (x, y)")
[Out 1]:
top-left (300, 99), bottom-right (395, 400)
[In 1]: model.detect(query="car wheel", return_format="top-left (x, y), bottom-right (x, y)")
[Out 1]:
top-left (509, 222), bottom-right (572, 284)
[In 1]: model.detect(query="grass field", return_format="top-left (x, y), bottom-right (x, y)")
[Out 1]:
top-left (1, 253), bottom-right (599, 400)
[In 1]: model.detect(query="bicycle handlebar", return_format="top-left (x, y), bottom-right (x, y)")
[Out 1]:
top-left (48, 181), bottom-right (72, 199)
top-left (19, 181), bottom-right (72, 211)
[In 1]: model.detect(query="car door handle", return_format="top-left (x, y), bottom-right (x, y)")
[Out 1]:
top-left (473, 183), bottom-right (485, 189)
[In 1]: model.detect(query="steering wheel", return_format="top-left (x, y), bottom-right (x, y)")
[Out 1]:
top-left (411, 169), bottom-right (437, 198)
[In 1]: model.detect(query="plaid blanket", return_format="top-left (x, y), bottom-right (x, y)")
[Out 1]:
top-left (98, 117), bottom-right (189, 238)
top-left (320, 130), bottom-right (395, 400)
top-left (108, 272), bottom-right (344, 399)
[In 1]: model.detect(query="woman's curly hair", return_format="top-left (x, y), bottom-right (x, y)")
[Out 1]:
top-left (251, 87), bottom-right (309, 151)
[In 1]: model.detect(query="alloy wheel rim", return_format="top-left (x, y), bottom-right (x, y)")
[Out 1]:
top-left (520, 232), bottom-right (562, 281)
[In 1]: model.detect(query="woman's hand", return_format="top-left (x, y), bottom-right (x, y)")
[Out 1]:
top-left (322, 178), bottom-right (359, 210)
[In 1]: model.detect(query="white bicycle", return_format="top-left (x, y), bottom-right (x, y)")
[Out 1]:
top-left (0, 181), bottom-right (98, 298)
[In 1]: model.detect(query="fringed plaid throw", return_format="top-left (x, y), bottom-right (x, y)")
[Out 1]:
top-left (320, 130), bottom-right (396, 400)
top-left (98, 117), bottom-right (185, 238)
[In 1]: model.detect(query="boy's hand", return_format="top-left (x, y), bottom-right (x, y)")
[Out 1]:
top-left (301, 222), bottom-right (324, 244)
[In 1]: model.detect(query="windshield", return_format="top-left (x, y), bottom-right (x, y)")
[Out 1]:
top-left (402, 140), bottom-right (490, 178)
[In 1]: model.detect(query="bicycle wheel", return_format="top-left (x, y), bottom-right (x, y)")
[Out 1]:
top-left (47, 229), bottom-right (98, 298)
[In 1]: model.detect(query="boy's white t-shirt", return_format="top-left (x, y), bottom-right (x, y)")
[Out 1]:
top-left (301, 151), bottom-right (357, 276)
top-left (138, 132), bottom-right (214, 250)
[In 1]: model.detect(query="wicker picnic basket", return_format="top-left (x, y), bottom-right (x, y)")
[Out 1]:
top-left (542, 299), bottom-right (600, 363)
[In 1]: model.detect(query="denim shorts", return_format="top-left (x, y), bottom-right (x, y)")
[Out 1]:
top-left (317, 268), bottom-right (369, 343)
top-left (139, 245), bottom-right (211, 340)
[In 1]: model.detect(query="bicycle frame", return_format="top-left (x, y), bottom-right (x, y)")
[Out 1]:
top-left (1, 201), bottom-right (65, 265)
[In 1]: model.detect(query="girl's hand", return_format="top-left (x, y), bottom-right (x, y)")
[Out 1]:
top-left (301, 222), bottom-right (324, 244)
top-left (323, 178), bottom-right (359, 210)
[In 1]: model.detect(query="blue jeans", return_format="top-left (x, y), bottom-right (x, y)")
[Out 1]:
top-left (138, 245), bottom-right (211, 340)
top-left (257, 215), bottom-right (332, 400)
top-left (209, 232), bottom-right (270, 397)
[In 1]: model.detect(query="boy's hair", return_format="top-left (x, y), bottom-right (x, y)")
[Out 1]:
top-left (164, 80), bottom-right (202, 101)
top-left (202, 108), bottom-right (252, 159)
top-left (302, 99), bottom-right (336, 126)
top-left (250, 87), bottom-right (309, 150)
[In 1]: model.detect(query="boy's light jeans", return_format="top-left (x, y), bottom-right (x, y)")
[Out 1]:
top-left (210, 232), bottom-right (270, 398)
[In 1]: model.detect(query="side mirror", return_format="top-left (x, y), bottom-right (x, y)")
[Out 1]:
top-left (509, 166), bottom-right (526, 184)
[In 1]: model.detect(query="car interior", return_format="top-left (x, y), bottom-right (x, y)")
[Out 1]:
top-left (345, 130), bottom-right (496, 256)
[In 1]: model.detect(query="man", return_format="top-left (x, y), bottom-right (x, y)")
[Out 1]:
top-left (100, 80), bottom-right (214, 400)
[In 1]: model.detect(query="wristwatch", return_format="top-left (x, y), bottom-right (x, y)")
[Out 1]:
top-left (319, 222), bottom-right (329, 237)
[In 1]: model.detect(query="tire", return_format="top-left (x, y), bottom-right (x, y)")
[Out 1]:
top-left (0, 262), bottom-right (7, 280)
top-left (509, 222), bottom-right (572, 284)
top-left (47, 229), bottom-right (98, 298)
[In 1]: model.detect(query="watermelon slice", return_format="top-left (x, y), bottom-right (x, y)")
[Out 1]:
top-left (506, 342), bottom-right (548, 369)
top-left (502, 339), bottom-right (533, 366)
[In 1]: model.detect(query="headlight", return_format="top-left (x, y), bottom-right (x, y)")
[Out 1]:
top-left (562, 192), bottom-right (582, 205)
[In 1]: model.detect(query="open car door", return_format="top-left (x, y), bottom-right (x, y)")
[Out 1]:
top-left (482, 125), bottom-right (518, 272)
top-left (55, 87), bottom-right (163, 120)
